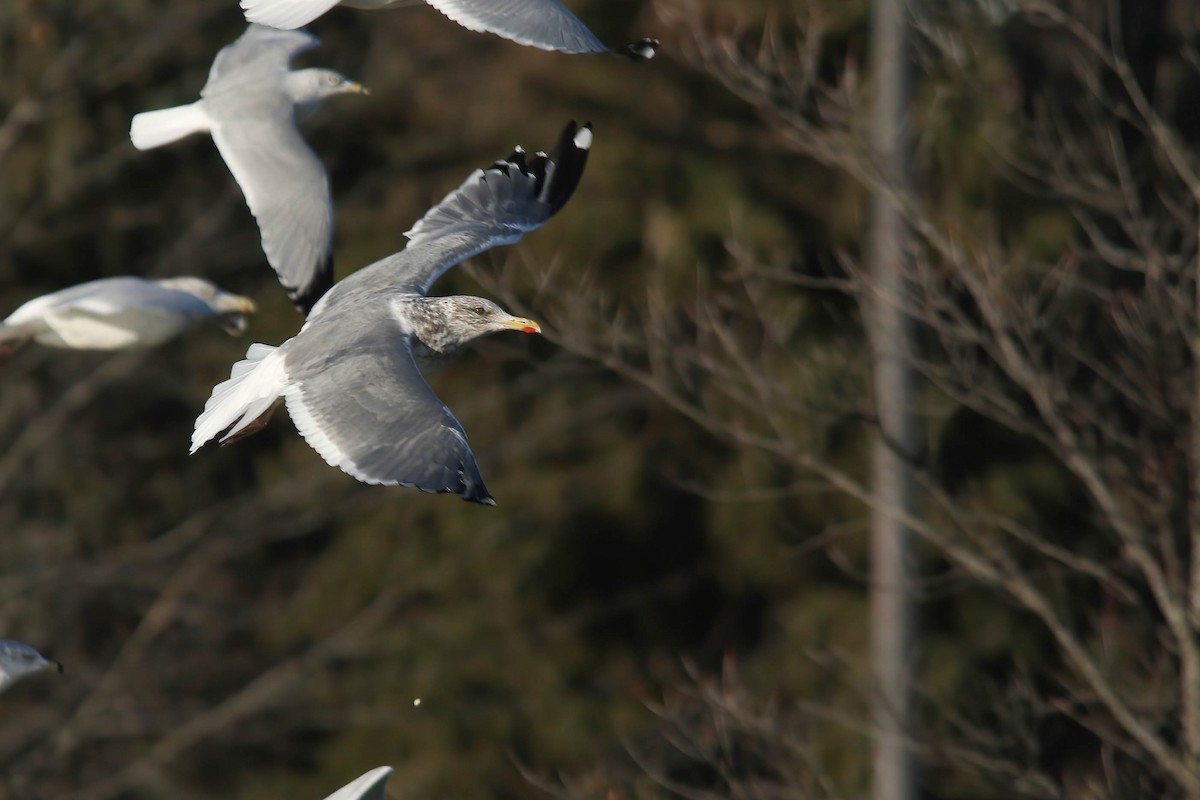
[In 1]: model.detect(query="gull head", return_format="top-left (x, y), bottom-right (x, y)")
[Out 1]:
top-left (444, 296), bottom-right (541, 341)
top-left (0, 640), bottom-right (62, 694)
top-left (413, 296), bottom-right (541, 355)
top-left (289, 68), bottom-right (369, 116)
top-left (156, 277), bottom-right (257, 335)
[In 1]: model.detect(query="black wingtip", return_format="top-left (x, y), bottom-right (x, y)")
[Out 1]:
top-left (536, 120), bottom-right (592, 215)
top-left (486, 122), bottom-right (591, 217)
top-left (289, 255), bottom-right (334, 317)
top-left (458, 483), bottom-right (495, 505)
top-left (54, 660), bottom-right (64, 674)
top-left (619, 37), bottom-right (659, 60)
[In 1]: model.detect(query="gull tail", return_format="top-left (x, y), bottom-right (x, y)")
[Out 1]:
top-left (191, 343), bottom-right (287, 453)
top-left (130, 102), bottom-right (211, 151)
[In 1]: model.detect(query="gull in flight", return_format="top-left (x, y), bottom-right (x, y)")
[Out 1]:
top-left (0, 276), bottom-right (255, 361)
top-left (0, 640), bottom-right (62, 694)
top-left (192, 121), bottom-right (592, 504)
top-left (130, 24), bottom-right (368, 314)
top-left (241, 0), bottom-right (659, 59)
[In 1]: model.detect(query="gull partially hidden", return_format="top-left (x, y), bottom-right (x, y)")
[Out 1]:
top-left (191, 121), bottom-right (592, 504)
top-left (0, 640), bottom-right (62, 694)
top-left (130, 24), bottom-right (368, 315)
top-left (240, 0), bottom-right (658, 59)
top-left (0, 276), bottom-right (255, 361)
top-left (321, 767), bottom-right (393, 800)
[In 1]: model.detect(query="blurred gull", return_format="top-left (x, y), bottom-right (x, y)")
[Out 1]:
top-left (321, 767), bottom-right (393, 800)
top-left (130, 25), bottom-right (368, 314)
top-left (0, 276), bottom-right (255, 361)
top-left (0, 640), bottom-right (62, 694)
top-left (240, 0), bottom-right (659, 59)
top-left (191, 121), bottom-right (592, 504)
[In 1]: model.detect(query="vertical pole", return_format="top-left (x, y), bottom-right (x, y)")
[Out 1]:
top-left (867, 0), bottom-right (917, 799)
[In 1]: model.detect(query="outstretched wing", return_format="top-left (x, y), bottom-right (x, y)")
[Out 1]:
top-left (377, 120), bottom-right (592, 297)
top-left (205, 24), bottom-right (319, 88)
top-left (425, 0), bottom-right (608, 53)
top-left (239, 0), bottom-right (345, 31)
top-left (211, 117), bottom-right (334, 315)
top-left (282, 302), bottom-right (494, 504)
top-left (199, 25), bottom-right (334, 313)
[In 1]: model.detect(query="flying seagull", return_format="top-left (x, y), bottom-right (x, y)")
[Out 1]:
top-left (240, 0), bottom-right (658, 59)
top-left (129, 24), bottom-right (368, 315)
top-left (321, 767), bottom-right (393, 800)
top-left (0, 276), bottom-right (255, 361)
top-left (0, 640), bottom-right (62, 694)
top-left (192, 120), bottom-right (592, 504)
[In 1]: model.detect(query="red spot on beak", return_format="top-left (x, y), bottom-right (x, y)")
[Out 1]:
top-left (522, 324), bottom-right (539, 334)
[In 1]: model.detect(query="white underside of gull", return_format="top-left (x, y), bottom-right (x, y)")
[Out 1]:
top-left (37, 309), bottom-right (164, 349)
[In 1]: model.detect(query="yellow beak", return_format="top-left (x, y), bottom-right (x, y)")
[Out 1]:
top-left (504, 317), bottom-right (542, 334)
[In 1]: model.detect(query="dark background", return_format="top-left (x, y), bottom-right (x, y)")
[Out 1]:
top-left (2, 0), bottom-right (1197, 798)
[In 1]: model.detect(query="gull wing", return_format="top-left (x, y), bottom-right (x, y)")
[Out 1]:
top-left (240, 0), bottom-right (345, 30)
top-left (282, 302), bottom-right (494, 503)
top-left (205, 24), bottom-right (319, 88)
top-left (5, 277), bottom-right (213, 324)
top-left (321, 767), bottom-right (394, 800)
top-left (425, 0), bottom-right (607, 53)
top-left (372, 120), bottom-right (591, 297)
top-left (211, 117), bottom-right (334, 314)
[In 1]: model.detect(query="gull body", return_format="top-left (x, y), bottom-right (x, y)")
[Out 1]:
top-left (0, 640), bottom-right (62, 694)
top-left (129, 24), bottom-right (368, 314)
top-left (0, 276), bottom-right (255, 357)
top-left (241, 0), bottom-right (658, 58)
top-left (192, 121), bottom-right (593, 504)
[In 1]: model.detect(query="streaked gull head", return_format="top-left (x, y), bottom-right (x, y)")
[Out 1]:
top-left (407, 295), bottom-right (540, 361)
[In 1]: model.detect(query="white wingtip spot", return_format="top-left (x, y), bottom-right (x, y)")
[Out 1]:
top-left (574, 127), bottom-right (594, 150)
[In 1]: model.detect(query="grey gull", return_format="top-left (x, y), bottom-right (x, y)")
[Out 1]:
top-left (191, 121), bottom-right (592, 504)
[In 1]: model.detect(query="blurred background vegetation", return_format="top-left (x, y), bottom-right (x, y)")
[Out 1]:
top-left (3, 0), bottom-right (1200, 797)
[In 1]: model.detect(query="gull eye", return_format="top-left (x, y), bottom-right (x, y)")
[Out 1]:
top-left (473, 305), bottom-right (487, 316)
top-left (326, 74), bottom-right (341, 86)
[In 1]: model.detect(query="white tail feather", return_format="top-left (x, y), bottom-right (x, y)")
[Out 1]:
top-left (191, 343), bottom-right (287, 453)
top-left (130, 103), bottom-right (211, 151)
